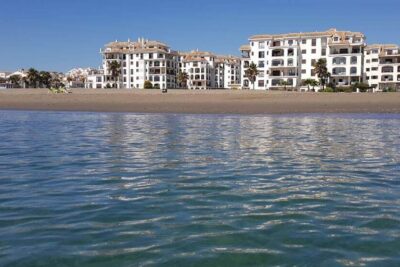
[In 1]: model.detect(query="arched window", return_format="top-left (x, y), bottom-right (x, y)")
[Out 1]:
top-left (333, 67), bottom-right (346, 75)
top-left (333, 57), bottom-right (346, 65)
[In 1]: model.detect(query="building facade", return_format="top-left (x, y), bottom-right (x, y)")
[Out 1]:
top-left (364, 44), bottom-right (400, 91)
top-left (87, 39), bottom-right (239, 90)
top-left (240, 28), bottom-right (366, 90)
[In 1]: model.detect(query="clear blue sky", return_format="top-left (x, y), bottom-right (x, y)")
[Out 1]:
top-left (0, 0), bottom-right (399, 72)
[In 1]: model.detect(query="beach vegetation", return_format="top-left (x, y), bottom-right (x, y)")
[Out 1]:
top-left (244, 62), bottom-right (258, 90)
top-left (39, 71), bottom-right (52, 88)
top-left (303, 79), bottom-right (319, 91)
top-left (382, 87), bottom-right (397, 92)
top-left (335, 87), bottom-right (354, 93)
top-left (321, 87), bottom-right (334, 93)
top-left (313, 59), bottom-right (330, 89)
top-left (177, 71), bottom-right (189, 89)
top-left (27, 68), bottom-right (40, 88)
top-left (351, 82), bottom-right (371, 93)
top-left (8, 75), bottom-right (22, 88)
top-left (279, 80), bottom-right (290, 91)
top-left (144, 80), bottom-right (153, 89)
top-left (107, 61), bottom-right (121, 88)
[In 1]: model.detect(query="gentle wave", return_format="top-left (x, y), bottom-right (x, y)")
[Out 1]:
top-left (0, 111), bottom-right (399, 266)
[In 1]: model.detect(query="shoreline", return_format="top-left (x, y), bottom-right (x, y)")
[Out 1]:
top-left (0, 89), bottom-right (400, 114)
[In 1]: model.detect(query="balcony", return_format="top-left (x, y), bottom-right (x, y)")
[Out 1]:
top-left (382, 66), bottom-right (394, 73)
top-left (380, 58), bottom-right (400, 64)
top-left (381, 75), bottom-right (394, 82)
top-left (270, 70), bottom-right (297, 77)
top-left (272, 49), bottom-right (284, 57)
top-left (332, 67), bottom-right (347, 76)
top-left (332, 57), bottom-right (346, 65)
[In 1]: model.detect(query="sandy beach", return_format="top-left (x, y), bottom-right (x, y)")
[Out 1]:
top-left (0, 89), bottom-right (399, 114)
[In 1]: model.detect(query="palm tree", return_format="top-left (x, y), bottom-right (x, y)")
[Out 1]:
top-left (27, 68), bottom-right (40, 88)
top-left (108, 61), bottom-right (121, 88)
top-left (177, 71), bottom-right (189, 89)
top-left (279, 80), bottom-right (290, 91)
top-left (39, 71), bottom-right (52, 88)
top-left (8, 75), bottom-right (21, 88)
top-left (303, 79), bottom-right (319, 91)
top-left (244, 62), bottom-right (258, 90)
top-left (313, 59), bottom-right (330, 90)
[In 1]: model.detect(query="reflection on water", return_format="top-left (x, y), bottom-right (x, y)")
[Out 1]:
top-left (0, 111), bottom-right (399, 266)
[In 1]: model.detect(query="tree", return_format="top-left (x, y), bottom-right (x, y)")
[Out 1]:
top-left (108, 61), bottom-right (121, 88)
top-left (8, 75), bottom-right (21, 87)
top-left (303, 78), bottom-right (319, 91)
top-left (279, 80), bottom-right (290, 91)
top-left (144, 80), bottom-right (153, 89)
top-left (244, 62), bottom-right (258, 90)
top-left (351, 82), bottom-right (371, 92)
top-left (313, 59), bottom-right (330, 90)
top-left (39, 71), bottom-right (52, 88)
top-left (177, 71), bottom-right (189, 89)
top-left (27, 68), bottom-right (40, 88)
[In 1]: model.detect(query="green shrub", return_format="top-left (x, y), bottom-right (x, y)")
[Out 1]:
top-left (351, 82), bottom-right (371, 92)
top-left (383, 87), bottom-right (397, 92)
top-left (335, 86), bottom-right (353, 93)
top-left (321, 87), bottom-right (334, 93)
top-left (144, 80), bottom-right (153, 89)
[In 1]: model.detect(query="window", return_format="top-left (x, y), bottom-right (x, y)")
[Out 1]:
top-left (372, 67), bottom-right (378, 71)
top-left (288, 40), bottom-right (294, 46)
top-left (366, 60), bottom-right (370, 63)
top-left (312, 49), bottom-right (316, 54)
top-left (302, 39), bottom-right (307, 44)
top-left (258, 42), bottom-right (265, 49)
top-left (302, 69), bottom-right (306, 74)
top-left (302, 50), bottom-right (306, 54)
top-left (302, 59), bottom-right (306, 64)
top-left (350, 67), bottom-right (357, 74)
top-left (372, 59), bottom-right (378, 62)
top-left (258, 61), bottom-right (265, 68)
top-left (259, 51), bottom-right (265, 58)
top-left (312, 39), bottom-right (317, 46)
top-left (258, 80), bottom-right (265, 87)
top-left (366, 68), bottom-right (370, 72)
top-left (322, 49), bottom-right (326, 56)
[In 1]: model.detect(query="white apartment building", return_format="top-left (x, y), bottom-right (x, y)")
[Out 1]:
top-left (87, 38), bottom-right (180, 89)
top-left (240, 28), bottom-right (365, 90)
top-left (178, 51), bottom-right (217, 90)
top-left (88, 39), bottom-right (239, 90)
top-left (364, 44), bottom-right (400, 91)
top-left (215, 55), bottom-right (241, 89)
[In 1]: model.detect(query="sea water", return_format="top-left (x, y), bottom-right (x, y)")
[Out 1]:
top-left (0, 111), bottom-right (399, 266)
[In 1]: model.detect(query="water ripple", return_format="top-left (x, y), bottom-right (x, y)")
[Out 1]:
top-left (0, 111), bottom-right (399, 266)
